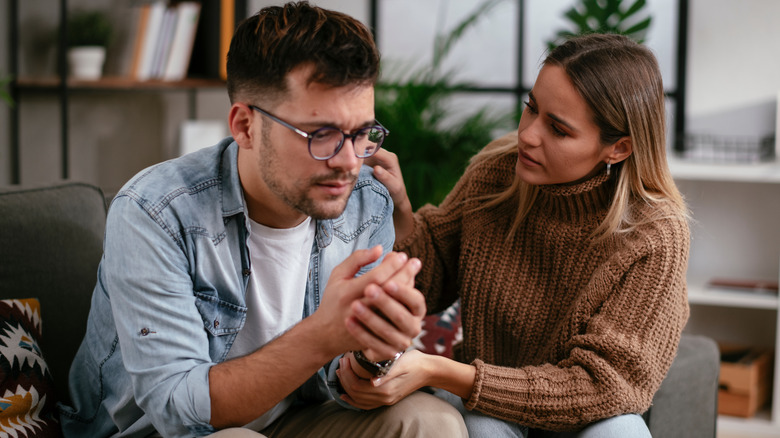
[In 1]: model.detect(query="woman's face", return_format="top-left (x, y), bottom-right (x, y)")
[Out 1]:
top-left (516, 64), bottom-right (612, 185)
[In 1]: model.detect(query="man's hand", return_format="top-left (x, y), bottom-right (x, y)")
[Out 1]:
top-left (346, 256), bottom-right (425, 361)
top-left (311, 245), bottom-right (425, 360)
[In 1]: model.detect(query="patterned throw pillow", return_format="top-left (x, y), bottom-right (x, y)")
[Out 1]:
top-left (413, 301), bottom-right (462, 358)
top-left (0, 299), bottom-right (62, 437)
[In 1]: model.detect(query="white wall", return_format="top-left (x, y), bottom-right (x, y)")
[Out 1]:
top-left (686, 0), bottom-right (780, 137)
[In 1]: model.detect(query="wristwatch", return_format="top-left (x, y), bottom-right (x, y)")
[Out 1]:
top-left (352, 350), bottom-right (405, 377)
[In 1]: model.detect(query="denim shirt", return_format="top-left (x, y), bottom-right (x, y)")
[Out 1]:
top-left (58, 138), bottom-right (394, 438)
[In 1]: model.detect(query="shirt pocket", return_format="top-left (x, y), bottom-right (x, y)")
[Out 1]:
top-left (194, 291), bottom-right (246, 336)
top-left (194, 291), bottom-right (247, 361)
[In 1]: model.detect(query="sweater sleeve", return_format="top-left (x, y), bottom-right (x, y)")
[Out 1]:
top-left (395, 132), bottom-right (519, 315)
top-left (465, 214), bottom-right (690, 431)
top-left (394, 177), bottom-right (467, 315)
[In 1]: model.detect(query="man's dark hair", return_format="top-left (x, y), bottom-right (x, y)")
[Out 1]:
top-left (226, 1), bottom-right (380, 105)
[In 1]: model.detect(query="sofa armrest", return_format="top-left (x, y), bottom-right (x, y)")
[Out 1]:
top-left (646, 333), bottom-right (720, 438)
top-left (0, 182), bottom-right (107, 403)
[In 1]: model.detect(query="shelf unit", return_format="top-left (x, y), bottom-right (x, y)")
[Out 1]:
top-left (669, 157), bottom-right (780, 437)
top-left (7, 0), bottom-right (233, 185)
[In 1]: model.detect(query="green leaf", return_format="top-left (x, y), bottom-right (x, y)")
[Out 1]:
top-left (564, 8), bottom-right (590, 30)
top-left (546, 0), bottom-right (652, 49)
top-left (623, 16), bottom-right (652, 35)
top-left (0, 75), bottom-right (13, 107)
top-left (622, 0), bottom-right (648, 19)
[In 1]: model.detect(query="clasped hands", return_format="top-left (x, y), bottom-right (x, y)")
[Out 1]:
top-left (312, 244), bottom-right (426, 408)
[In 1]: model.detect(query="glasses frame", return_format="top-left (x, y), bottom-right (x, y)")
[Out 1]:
top-left (249, 105), bottom-right (389, 161)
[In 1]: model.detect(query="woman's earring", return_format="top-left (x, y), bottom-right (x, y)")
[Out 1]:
top-left (605, 160), bottom-right (611, 176)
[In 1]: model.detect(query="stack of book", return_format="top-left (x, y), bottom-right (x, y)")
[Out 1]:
top-left (129, 1), bottom-right (201, 82)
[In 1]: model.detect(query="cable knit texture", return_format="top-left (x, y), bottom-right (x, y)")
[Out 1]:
top-left (396, 132), bottom-right (690, 431)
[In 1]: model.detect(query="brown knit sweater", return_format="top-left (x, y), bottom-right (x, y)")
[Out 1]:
top-left (396, 132), bottom-right (690, 431)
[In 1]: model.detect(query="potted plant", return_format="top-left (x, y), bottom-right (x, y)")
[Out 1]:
top-left (66, 9), bottom-right (113, 80)
top-left (375, 0), bottom-right (517, 209)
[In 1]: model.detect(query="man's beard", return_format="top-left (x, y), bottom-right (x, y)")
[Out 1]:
top-left (259, 128), bottom-right (357, 220)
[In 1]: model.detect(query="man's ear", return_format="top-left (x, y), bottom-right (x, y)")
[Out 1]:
top-left (607, 136), bottom-right (633, 164)
top-left (229, 103), bottom-right (255, 149)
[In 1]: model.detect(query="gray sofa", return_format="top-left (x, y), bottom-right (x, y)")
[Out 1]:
top-left (0, 181), bottom-right (720, 436)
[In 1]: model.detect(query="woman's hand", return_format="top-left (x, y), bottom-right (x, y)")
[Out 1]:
top-left (366, 150), bottom-right (415, 243)
top-left (338, 349), bottom-right (431, 410)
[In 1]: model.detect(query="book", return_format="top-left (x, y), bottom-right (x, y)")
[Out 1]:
top-left (128, 4), bottom-right (151, 80)
top-left (135, 1), bottom-right (167, 81)
top-left (708, 278), bottom-right (779, 294)
top-left (162, 2), bottom-right (202, 81)
top-left (150, 7), bottom-right (178, 79)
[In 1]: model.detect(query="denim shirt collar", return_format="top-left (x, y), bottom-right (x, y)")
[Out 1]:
top-left (219, 137), bottom-right (334, 248)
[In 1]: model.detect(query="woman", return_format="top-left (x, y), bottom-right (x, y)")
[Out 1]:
top-left (339, 33), bottom-right (690, 437)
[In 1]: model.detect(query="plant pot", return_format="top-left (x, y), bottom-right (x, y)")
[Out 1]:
top-left (67, 46), bottom-right (106, 80)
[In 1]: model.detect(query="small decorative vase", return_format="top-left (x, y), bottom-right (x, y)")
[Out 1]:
top-left (67, 46), bottom-right (106, 80)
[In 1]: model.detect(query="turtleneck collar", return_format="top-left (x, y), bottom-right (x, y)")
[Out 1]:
top-left (534, 171), bottom-right (615, 223)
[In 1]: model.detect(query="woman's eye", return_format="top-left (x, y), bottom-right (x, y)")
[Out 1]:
top-left (550, 124), bottom-right (567, 137)
top-left (523, 101), bottom-right (538, 114)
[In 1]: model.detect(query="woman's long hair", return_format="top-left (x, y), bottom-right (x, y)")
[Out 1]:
top-left (475, 33), bottom-right (688, 240)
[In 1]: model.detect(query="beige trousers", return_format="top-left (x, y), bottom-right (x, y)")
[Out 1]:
top-left (206, 391), bottom-right (467, 438)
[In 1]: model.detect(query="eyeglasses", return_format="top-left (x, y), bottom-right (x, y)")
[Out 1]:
top-left (249, 105), bottom-right (389, 161)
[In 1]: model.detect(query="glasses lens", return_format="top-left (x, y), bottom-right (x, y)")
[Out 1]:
top-left (354, 126), bottom-right (386, 158)
top-left (309, 127), bottom-right (344, 160)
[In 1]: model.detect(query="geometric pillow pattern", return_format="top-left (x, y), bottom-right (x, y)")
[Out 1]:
top-left (412, 300), bottom-right (462, 359)
top-left (0, 299), bottom-right (63, 437)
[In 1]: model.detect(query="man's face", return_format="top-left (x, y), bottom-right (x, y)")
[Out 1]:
top-left (240, 66), bottom-right (376, 228)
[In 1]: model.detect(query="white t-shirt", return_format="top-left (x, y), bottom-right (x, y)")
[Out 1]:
top-left (226, 215), bottom-right (316, 431)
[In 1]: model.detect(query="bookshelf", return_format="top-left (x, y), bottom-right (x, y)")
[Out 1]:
top-left (669, 158), bottom-right (780, 437)
top-left (7, 0), bottom-right (243, 184)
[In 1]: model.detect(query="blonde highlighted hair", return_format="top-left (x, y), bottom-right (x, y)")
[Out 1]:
top-left (476, 33), bottom-right (687, 240)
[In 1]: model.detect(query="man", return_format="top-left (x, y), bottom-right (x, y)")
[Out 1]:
top-left (59, 3), bottom-right (466, 437)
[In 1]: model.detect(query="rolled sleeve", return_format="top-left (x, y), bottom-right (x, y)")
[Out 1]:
top-left (105, 196), bottom-right (219, 436)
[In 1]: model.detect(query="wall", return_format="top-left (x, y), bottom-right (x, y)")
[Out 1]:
top-left (686, 0), bottom-right (780, 137)
top-left (2, 0), bottom-right (780, 189)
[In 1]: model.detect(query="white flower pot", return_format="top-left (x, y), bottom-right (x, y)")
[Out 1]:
top-left (68, 46), bottom-right (106, 80)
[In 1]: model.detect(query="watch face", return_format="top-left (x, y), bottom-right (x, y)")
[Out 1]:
top-left (353, 350), bottom-right (404, 377)
top-left (376, 359), bottom-right (395, 376)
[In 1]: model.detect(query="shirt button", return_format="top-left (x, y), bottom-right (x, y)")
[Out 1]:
top-left (243, 269), bottom-right (251, 276)
top-left (213, 319), bottom-right (220, 328)
top-left (140, 328), bottom-right (150, 336)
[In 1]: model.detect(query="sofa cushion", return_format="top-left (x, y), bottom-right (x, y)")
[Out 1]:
top-left (0, 182), bottom-right (107, 404)
top-left (0, 298), bottom-right (63, 437)
top-left (414, 301), bottom-right (462, 358)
